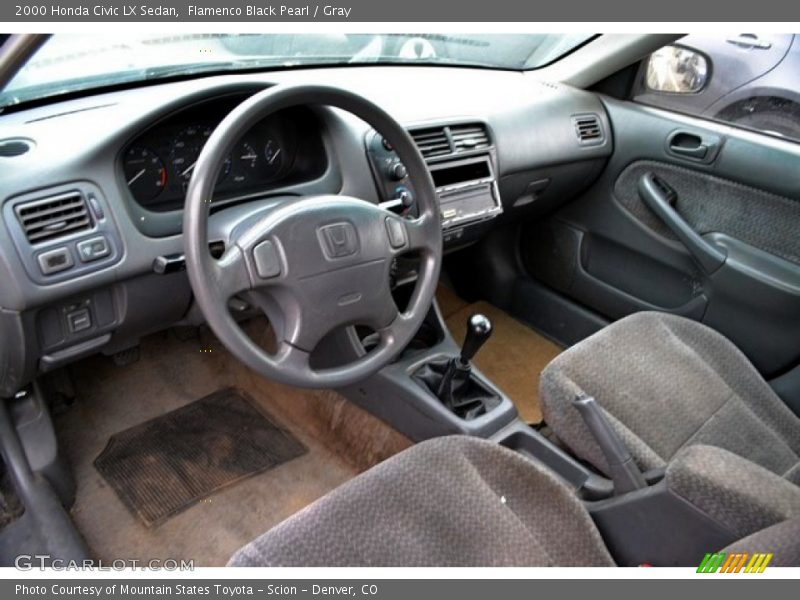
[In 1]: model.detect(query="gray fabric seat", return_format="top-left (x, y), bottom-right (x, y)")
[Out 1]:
top-left (723, 516), bottom-right (800, 567)
top-left (229, 436), bottom-right (615, 567)
top-left (540, 311), bottom-right (800, 484)
top-left (666, 444), bottom-right (800, 539)
top-left (229, 435), bottom-right (800, 567)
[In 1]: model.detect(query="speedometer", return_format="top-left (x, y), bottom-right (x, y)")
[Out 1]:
top-left (171, 125), bottom-right (231, 189)
top-left (169, 126), bottom-right (200, 184)
top-left (123, 146), bottom-right (166, 202)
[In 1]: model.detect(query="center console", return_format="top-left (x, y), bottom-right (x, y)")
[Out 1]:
top-left (341, 299), bottom-right (518, 440)
top-left (365, 122), bottom-right (502, 247)
top-left (349, 122), bottom-right (514, 437)
top-left (353, 121), bottom-right (630, 525)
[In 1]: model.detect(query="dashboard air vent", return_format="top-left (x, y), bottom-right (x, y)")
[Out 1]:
top-left (410, 127), bottom-right (452, 158)
top-left (450, 123), bottom-right (490, 153)
top-left (0, 138), bottom-right (33, 157)
top-left (572, 114), bottom-right (605, 145)
top-left (14, 191), bottom-right (92, 244)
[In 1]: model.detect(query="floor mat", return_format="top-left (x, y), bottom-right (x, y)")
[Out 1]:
top-left (445, 300), bottom-right (563, 424)
top-left (61, 324), bottom-right (409, 565)
top-left (94, 388), bottom-right (306, 527)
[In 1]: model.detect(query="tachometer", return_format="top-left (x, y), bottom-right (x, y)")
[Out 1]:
top-left (123, 146), bottom-right (167, 202)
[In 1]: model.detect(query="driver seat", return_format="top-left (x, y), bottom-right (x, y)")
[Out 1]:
top-left (228, 436), bottom-right (799, 567)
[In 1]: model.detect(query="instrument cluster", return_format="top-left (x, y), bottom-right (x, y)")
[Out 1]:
top-left (120, 97), bottom-right (317, 212)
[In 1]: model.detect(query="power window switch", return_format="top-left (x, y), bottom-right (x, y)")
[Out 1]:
top-left (37, 247), bottom-right (74, 275)
top-left (67, 308), bottom-right (92, 333)
top-left (77, 236), bottom-right (110, 263)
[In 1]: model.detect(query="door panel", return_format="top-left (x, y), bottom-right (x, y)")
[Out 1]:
top-left (614, 160), bottom-right (800, 265)
top-left (521, 97), bottom-right (800, 377)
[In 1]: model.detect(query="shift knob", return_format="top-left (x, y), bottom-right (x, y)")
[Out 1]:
top-left (459, 313), bottom-right (492, 365)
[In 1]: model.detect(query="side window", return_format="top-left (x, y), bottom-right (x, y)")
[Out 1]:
top-left (632, 34), bottom-right (800, 143)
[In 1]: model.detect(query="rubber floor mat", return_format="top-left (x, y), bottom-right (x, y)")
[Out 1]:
top-left (94, 388), bottom-right (307, 527)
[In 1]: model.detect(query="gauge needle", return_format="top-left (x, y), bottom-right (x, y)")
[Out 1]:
top-left (127, 169), bottom-right (146, 185)
top-left (268, 148), bottom-right (282, 164)
top-left (181, 161), bottom-right (197, 178)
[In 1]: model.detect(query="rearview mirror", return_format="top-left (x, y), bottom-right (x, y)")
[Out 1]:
top-left (645, 45), bottom-right (709, 94)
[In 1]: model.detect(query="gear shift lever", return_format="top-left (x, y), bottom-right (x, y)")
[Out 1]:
top-left (411, 312), bottom-right (499, 420)
top-left (459, 314), bottom-right (493, 366)
top-left (437, 312), bottom-right (492, 397)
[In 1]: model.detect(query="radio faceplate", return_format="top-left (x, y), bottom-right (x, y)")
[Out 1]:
top-left (429, 156), bottom-right (502, 229)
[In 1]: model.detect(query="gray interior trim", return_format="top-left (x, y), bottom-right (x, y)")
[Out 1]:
top-left (537, 34), bottom-right (682, 89)
top-left (0, 399), bottom-right (88, 562)
top-left (588, 480), bottom-right (738, 567)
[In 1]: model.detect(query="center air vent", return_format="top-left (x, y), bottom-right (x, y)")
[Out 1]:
top-left (409, 122), bottom-right (491, 159)
top-left (14, 191), bottom-right (92, 244)
top-left (450, 123), bottom-right (490, 152)
top-left (572, 114), bottom-right (605, 146)
top-left (410, 127), bottom-right (451, 158)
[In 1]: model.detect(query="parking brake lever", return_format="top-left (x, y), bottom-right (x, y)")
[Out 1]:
top-left (573, 394), bottom-right (647, 495)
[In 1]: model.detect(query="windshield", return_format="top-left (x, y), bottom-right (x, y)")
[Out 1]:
top-left (0, 33), bottom-right (595, 109)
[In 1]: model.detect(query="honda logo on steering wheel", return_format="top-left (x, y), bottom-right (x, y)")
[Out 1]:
top-left (319, 222), bottom-right (359, 259)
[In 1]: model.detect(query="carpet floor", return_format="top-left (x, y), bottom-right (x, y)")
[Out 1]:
top-left (57, 321), bottom-right (410, 566)
top-left (438, 288), bottom-right (563, 423)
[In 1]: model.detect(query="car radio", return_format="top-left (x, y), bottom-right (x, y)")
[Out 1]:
top-left (428, 156), bottom-right (502, 228)
top-left (365, 130), bottom-right (502, 231)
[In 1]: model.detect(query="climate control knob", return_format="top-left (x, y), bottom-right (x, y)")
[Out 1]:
top-left (388, 162), bottom-right (408, 181)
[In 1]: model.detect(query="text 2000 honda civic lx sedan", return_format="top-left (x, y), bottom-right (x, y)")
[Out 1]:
top-left (0, 33), bottom-right (799, 568)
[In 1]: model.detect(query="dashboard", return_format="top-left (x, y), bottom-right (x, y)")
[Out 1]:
top-left (0, 66), bottom-right (613, 396)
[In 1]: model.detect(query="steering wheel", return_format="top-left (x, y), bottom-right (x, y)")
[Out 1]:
top-left (183, 84), bottom-right (442, 389)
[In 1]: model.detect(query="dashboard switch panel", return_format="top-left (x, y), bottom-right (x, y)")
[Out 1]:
top-left (4, 182), bottom-right (123, 285)
top-left (67, 308), bottom-right (92, 334)
top-left (37, 247), bottom-right (73, 275)
top-left (77, 236), bottom-right (110, 263)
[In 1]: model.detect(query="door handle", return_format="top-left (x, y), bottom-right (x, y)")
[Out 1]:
top-left (665, 130), bottom-right (722, 164)
top-left (638, 172), bottom-right (727, 275)
top-left (725, 34), bottom-right (772, 50)
top-left (668, 132), bottom-right (709, 159)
